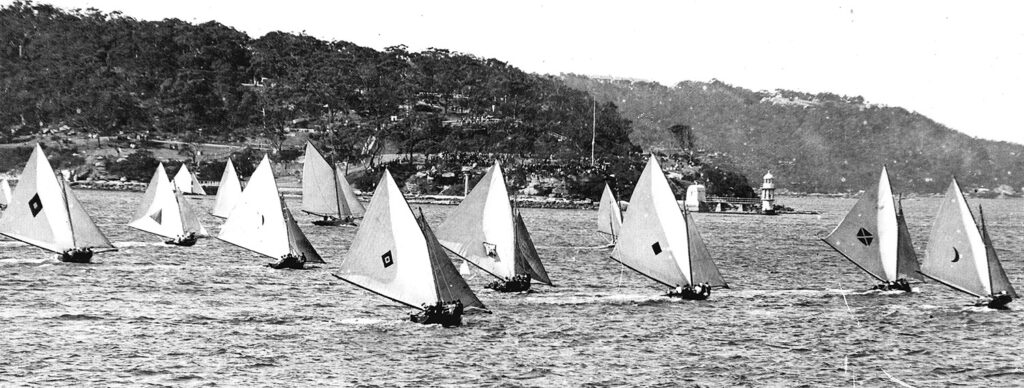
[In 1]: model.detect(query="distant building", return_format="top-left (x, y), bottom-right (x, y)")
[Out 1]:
top-left (761, 171), bottom-right (776, 215)
top-left (685, 184), bottom-right (706, 211)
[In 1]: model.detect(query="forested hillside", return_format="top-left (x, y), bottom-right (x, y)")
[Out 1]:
top-left (562, 74), bottom-right (1024, 193)
top-left (0, 1), bottom-right (634, 163)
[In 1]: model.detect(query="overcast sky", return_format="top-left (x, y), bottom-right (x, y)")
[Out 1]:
top-left (21, 0), bottom-right (1024, 145)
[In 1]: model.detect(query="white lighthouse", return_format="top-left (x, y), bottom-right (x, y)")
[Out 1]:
top-left (761, 171), bottom-right (776, 215)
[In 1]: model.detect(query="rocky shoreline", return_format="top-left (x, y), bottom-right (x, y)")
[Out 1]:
top-left (59, 180), bottom-right (600, 210)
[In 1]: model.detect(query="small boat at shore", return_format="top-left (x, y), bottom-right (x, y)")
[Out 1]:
top-left (920, 178), bottom-right (1017, 309)
top-left (333, 170), bottom-right (486, 327)
top-left (0, 144), bottom-right (115, 262)
top-left (596, 183), bottom-right (623, 246)
top-left (436, 160), bottom-right (552, 292)
top-left (172, 163), bottom-right (207, 195)
top-left (0, 178), bottom-right (12, 211)
top-left (822, 167), bottom-right (922, 291)
top-left (211, 158), bottom-right (242, 218)
top-left (129, 163), bottom-right (208, 246)
top-left (218, 155), bottom-right (323, 269)
top-left (610, 155), bottom-right (728, 299)
top-left (302, 141), bottom-right (364, 226)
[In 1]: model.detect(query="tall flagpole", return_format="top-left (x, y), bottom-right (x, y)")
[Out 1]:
top-left (591, 98), bottom-right (596, 166)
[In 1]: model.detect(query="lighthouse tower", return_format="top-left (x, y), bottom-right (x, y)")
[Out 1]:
top-left (760, 171), bottom-right (776, 215)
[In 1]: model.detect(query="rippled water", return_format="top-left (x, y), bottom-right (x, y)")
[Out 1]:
top-left (1, 191), bottom-right (1022, 386)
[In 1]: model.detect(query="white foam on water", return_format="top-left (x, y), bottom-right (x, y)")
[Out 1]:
top-left (113, 241), bottom-right (168, 248)
top-left (0, 257), bottom-right (53, 265)
top-left (526, 293), bottom-right (667, 305)
top-left (337, 317), bottom-right (392, 326)
top-left (730, 289), bottom-right (850, 298)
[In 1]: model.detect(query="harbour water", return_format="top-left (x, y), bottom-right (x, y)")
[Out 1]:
top-left (1, 191), bottom-right (1022, 386)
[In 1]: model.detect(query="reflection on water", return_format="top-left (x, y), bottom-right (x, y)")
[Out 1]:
top-left (0, 191), bottom-right (1021, 385)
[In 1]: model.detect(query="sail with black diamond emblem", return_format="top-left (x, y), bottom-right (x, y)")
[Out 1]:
top-left (822, 167), bottom-right (921, 283)
top-left (0, 144), bottom-right (113, 254)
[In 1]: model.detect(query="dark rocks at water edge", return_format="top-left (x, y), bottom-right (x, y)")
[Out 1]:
top-left (67, 180), bottom-right (147, 192)
top-left (404, 195), bottom-right (598, 210)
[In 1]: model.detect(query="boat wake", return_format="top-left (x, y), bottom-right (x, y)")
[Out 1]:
top-left (337, 317), bottom-right (396, 326)
top-left (113, 241), bottom-right (169, 248)
top-left (0, 257), bottom-right (53, 265)
top-left (727, 288), bottom-right (882, 298)
top-left (535, 244), bottom-right (613, 250)
top-left (524, 293), bottom-right (671, 305)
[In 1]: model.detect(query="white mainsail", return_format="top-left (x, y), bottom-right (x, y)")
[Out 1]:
top-left (436, 161), bottom-right (518, 279)
top-left (130, 163), bottom-right (183, 238)
top-left (218, 155), bottom-right (290, 258)
top-left (129, 163), bottom-right (208, 240)
top-left (336, 170), bottom-right (484, 309)
top-left (173, 164), bottom-right (207, 195)
top-left (822, 167), bottom-right (922, 282)
top-left (211, 159), bottom-right (242, 218)
top-left (218, 155), bottom-right (321, 262)
top-left (302, 141), bottom-right (340, 217)
top-left (0, 144), bottom-right (113, 253)
top-left (302, 142), bottom-right (364, 219)
top-left (921, 179), bottom-right (1017, 298)
top-left (597, 183), bottom-right (623, 240)
top-left (611, 155), bottom-right (727, 288)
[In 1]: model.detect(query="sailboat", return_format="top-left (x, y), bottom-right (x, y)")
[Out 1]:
top-left (129, 163), bottom-right (208, 246)
top-left (218, 155), bottom-right (324, 269)
top-left (333, 170), bottom-right (486, 327)
top-left (172, 163), bottom-right (207, 195)
top-left (302, 141), bottom-right (365, 226)
top-left (0, 144), bottom-right (115, 262)
top-left (920, 179), bottom-right (1017, 309)
top-left (822, 167), bottom-right (922, 291)
top-left (610, 155), bottom-right (728, 299)
top-left (596, 183), bottom-right (623, 247)
top-left (211, 158), bottom-right (242, 218)
top-left (0, 178), bottom-right (11, 211)
top-left (435, 160), bottom-right (552, 292)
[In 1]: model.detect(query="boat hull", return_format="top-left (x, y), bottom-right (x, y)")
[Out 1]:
top-left (668, 285), bottom-right (711, 300)
top-left (410, 311), bottom-right (463, 327)
top-left (164, 235), bottom-right (198, 247)
top-left (312, 217), bottom-right (356, 227)
top-left (871, 279), bottom-right (913, 292)
top-left (979, 294), bottom-right (1013, 310)
top-left (485, 276), bottom-right (531, 292)
top-left (58, 249), bottom-right (93, 263)
top-left (268, 255), bottom-right (305, 270)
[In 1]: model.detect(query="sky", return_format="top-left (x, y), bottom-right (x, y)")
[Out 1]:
top-left (17, 0), bottom-right (1024, 144)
